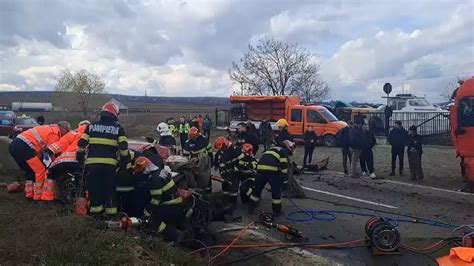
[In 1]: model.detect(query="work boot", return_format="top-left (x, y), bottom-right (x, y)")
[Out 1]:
top-left (248, 201), bottom-right (257, 215)
top-left (389, 172), bottom-right (395, 177)
top-left (161, 226), bottom-right (179, 242)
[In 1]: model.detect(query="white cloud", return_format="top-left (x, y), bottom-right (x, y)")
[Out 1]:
top-left (0, 0), bottom-right (472, 102)
top-left (0, 83), bottom-right (18, 90)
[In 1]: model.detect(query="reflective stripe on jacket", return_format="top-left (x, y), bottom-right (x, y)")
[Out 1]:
top-left (257, 147), bottom-right (289, 174)
top-left (17, 125), bottom-right (62, 154)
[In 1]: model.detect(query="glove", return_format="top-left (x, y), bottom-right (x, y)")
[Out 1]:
top-left (76, 151), bottom-right (85, 164)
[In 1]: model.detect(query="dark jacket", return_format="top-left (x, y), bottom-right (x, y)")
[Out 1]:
top-left (77, 112), bottom-right (129, 166)
top-left (349, 126), bottom-right (363, 150)
top-left (274, 129), bottom-right (294, 147)
top-left (190, 120), bottom-right (199, 129)
top-left (159, 135), bottom-right (176, 147)
top-left (259, 121), bottom-right (272, 140)
top-left (338, 126), bottom-right (351, 148)
top-left (303, 131), bottom-right (318, 148)
top-left (202, 118), bottom-right (212, 130)
top-left (408, 134), bottom-right (423, 155)
top-left (389, 127), bottom-right (409, 147)
top-left (361, 131), bottom-right (376, 151)
top-left (236, 131), bottom-right (259, 155)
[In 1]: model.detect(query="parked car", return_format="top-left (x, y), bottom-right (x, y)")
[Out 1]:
top-left (0, 112), bottom-right (39, 138)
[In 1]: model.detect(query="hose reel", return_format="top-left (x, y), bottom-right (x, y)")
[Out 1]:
top-left (365, 217), bottom-right (401, 253)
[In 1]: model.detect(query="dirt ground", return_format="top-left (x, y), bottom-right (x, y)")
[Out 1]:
top-left (291, 144), bottom-right (463, 191)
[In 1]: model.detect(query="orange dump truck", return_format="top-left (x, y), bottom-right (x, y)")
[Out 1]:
top-left (229, 96), bottom-right (347, 146)
top-left (450, 77), bottom-right (474, 192)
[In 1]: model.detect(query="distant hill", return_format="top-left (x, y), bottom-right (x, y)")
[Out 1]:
top-left (0, 91), bottom-right (230, 107)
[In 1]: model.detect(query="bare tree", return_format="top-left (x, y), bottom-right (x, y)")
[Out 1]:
top-left (229, 37), bottom-right (330, 100)
top-left (440, 78), bottom-right (464, 102)
top-left (55, 69), bottom-right (106, 116)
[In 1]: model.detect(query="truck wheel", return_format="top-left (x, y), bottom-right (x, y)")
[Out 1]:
top-left (323, 135), bottom-right (337, 147)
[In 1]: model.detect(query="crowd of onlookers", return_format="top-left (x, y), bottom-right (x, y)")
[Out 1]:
top-left (338, 120), bottom-right (424, 181)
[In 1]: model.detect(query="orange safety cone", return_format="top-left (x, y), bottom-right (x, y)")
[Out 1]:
top-left (33, 182), bottom-right (43, 201)
top-left (41, 179), bottom-right (56, 201)
top-left (75, 197), bottom-right (88, 216)
top-left (24, 181), bottom-right (33, 199)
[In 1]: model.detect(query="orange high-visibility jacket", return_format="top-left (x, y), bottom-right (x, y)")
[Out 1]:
top-left (49, 125), bottom-right (88, 167)
top-left (17, 124), bottom-right (62, 154)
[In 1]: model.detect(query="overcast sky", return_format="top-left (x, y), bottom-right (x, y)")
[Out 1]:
top-left (0, 0), bottom-right (473, 102)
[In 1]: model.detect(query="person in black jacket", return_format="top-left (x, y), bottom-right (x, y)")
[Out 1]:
top-left (77, 102), bottom-right (129, 217)
top-left (236, 123), bottom-right (259, 155)
top-left (133, 157), bottom-right (185, 242)
top-left (303, 125), bottom-right (318, 165)
top-left (388, 121), bottom-right (409, 176)
top-left (349, 124), bottom-right (363, 178)
top-left (407, 126), bottom-right (424, 181)
top-left (202, 115), bottom-right (212, 141)
top-left (359, 124), bottom-right (377, 179)
top-left (259, 119), bottom-right (272, 151)
top-left (338, 122), bottom-right (353, 175)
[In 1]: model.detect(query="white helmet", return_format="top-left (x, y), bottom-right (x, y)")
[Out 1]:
top-left (157, 122), bottom-right (170, 136)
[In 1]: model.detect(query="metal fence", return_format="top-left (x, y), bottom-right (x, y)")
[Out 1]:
top-left (365, 111), bottom-right (452, 145)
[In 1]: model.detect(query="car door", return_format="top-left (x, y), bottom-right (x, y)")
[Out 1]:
top-left (288, 107), bottom-right (304, 138)
top-left (0, 117), bottom-right (13, 136)
top-left (306, 109), bottom-right (326, 137)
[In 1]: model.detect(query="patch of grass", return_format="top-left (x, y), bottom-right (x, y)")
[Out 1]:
top-left (0, 191), bottom-right (201, 265)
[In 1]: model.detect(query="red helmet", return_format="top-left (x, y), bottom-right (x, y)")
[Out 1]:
top-left (282, 140), bottom-right (296, 153)
top-left (214, 136), bottom-right (230, 151)
top-left (133, 156), bottom-right (152, 173)
top-left (242, 143), bottom-right (254, 155)
top-left (102, 102), bottom-right (120, 118)
top-left (188, 127), bottom-right (200, 139)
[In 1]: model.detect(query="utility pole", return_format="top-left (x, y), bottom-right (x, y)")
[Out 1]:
top-left (144, 90), bottom-right (148, 113)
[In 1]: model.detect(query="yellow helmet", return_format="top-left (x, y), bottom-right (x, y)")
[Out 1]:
top-left (276, 118), bottom-right (288, 128)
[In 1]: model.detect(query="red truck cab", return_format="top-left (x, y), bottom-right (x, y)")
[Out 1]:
top-left (450, 77), bottom-right (474, 191)
top-left (230, 96), bottom-right (347, 146)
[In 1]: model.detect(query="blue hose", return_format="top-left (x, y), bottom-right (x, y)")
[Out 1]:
top-left (285, 195), bottom-right (458, 229)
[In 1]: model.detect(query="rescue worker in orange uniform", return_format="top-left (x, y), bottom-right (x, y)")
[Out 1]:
top-left (9, 121), bottom-right (71, 200)
top-left (45, 120), bottom-right (91, 201)
top-left (77, 102), bottom-right (130, 217)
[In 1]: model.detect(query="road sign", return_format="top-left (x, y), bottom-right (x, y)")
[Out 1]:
top-left (383, 83), bottom-right (392, 94)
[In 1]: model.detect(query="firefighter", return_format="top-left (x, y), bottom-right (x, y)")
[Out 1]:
top-left (132, 149), bottom-right (164, 218)
top-left (248, 140), bottom-right (295, 216)
top-left (274, 118), bottom-right (294, 146)
top-left (177, 116), bottom-right (190, 153)
top-left (133, 156), bottom-right (185, 242)
top-left (157, 122), bottom-right (177, 150)
top-left (46, 121), bottom-right (91, 201)
top-left (184, 127), bottom-right (212, 159)
top-left (184, 127), bottom-right (212, 190)
top-left (9, 121), bottom-right (71, 200)
top-left (76, 102), bottom-right (130, 217)
top-left (237, 143), bottom-right (257, 204)
top-left (215, 136), bottom-right (241, 211)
